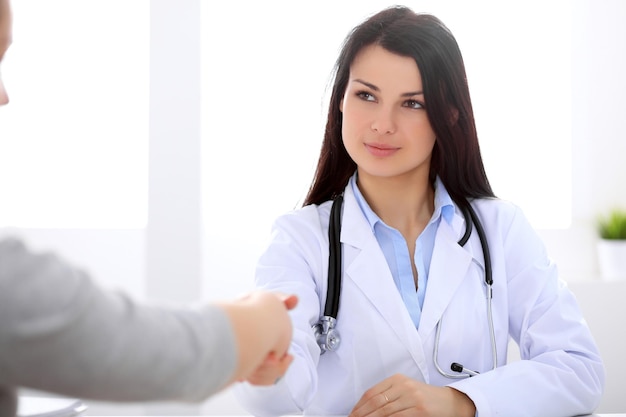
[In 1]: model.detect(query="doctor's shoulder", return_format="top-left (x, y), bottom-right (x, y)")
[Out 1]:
top-left (471, 196), bottom-right (532, 232)
top-left (471, 196), bottom-right (549, 259)
top-left (268, 200), bottom-right (334, 250)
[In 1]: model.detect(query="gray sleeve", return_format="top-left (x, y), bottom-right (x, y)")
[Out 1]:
top-left (0, 237), bottom-right (237, 402)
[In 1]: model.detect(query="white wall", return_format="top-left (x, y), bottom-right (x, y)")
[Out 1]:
top-left (537, 0), bottom-right (626, 283)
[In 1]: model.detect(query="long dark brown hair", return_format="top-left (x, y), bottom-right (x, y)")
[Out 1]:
top-left (303, 6), bottom-right (495, 208)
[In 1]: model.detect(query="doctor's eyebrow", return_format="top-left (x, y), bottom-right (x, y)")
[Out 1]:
top-left (352, 79), bottom-right (423, 97)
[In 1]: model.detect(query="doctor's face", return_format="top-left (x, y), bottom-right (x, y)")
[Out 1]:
top-left (340, 45), bottom-right (436, 182)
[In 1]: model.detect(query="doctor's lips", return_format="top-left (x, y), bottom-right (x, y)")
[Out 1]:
top-left (365, 142), bottom-right (400, 157)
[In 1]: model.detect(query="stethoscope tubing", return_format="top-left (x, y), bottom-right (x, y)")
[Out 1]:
top-left (325, 194), bottom-right (343, 319)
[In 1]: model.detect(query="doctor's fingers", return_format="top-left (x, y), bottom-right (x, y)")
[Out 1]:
top-left (348, 391), bottom-right (388, 417)
top-left (349, 391), bottom-right (448, 417)
top-left (348, 378), bottom-right (397, 417)
top-left (381, 384), bottom-right (475, 417)
top-left (349, 391), bottom-right (421, 417)
top-left (351, 373), bottom-right (413, 410)
top-left (349, 375), bottom-right (438, 417)
top-left (279, 293), bottom-right (299, 310)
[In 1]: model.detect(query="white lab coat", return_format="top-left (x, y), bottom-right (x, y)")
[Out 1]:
top-left (234, 182), bottom-right (605, 417)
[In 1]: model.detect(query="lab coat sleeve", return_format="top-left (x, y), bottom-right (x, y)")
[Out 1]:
top-left (449, 204), bottom-right (605, 417)
top-left (0, 237), bottom-right (237, 402)
top-left (233, 206), bottom-right (328, 417)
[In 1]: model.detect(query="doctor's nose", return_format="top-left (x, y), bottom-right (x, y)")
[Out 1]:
top-left (370, 108), bottom-right (396, 135)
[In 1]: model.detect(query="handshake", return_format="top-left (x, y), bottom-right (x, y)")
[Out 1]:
top-left (216, 291), bottom-right (299, 387)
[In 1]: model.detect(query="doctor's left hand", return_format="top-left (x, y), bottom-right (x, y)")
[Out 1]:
top-left (348, 374), bottom-right (475, 417)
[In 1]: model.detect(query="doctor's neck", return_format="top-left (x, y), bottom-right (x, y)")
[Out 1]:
top-left (357, 171), bottom-right (435, 232)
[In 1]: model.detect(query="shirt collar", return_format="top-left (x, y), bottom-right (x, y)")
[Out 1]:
top-left (349, 173), bottom-right (455, 232)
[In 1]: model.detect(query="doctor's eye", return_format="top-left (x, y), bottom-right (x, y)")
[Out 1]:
top-left (356, 91), bottom-right (376, 102)
top-left (403, 99), bottom-right (424, 110)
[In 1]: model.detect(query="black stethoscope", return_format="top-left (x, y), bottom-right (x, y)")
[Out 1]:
top-left (312, 194), bottom-right (498, 378)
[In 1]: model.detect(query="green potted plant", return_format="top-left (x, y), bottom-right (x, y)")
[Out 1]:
top-left (597, 208), bottom-right (626, 280)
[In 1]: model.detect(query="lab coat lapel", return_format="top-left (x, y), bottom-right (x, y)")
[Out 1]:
top-left (340, 187), bottom-right (403, 324)
top-left (418, 209), bottom-right (476, 341)
top-left (340, 186), bottom-right (429, 375)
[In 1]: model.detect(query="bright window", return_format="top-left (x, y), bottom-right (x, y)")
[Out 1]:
top-left (0, 0), bottom-right (149, 228)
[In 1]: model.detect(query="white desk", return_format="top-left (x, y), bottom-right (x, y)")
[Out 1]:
top-left (18, 397), bottom-right (626, 417)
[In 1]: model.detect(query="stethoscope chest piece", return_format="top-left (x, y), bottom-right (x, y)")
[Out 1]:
top-left (313, 316), bottom-right (341, 353)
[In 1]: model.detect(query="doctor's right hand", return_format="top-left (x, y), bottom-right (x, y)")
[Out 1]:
top-left (218, 291), bottom-right (298, 387)
top-left (243, 292), bottom-right (298, 386)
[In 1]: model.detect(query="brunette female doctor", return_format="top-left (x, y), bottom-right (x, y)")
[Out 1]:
top-left (234, 5), bottom-right (605, 417)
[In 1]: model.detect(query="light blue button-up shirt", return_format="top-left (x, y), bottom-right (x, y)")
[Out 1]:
top-left (350, 174), bottom-right (454, 329)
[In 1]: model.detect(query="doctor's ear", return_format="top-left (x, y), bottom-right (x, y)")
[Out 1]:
top-left (339, 98), bottom-right (344, 113)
